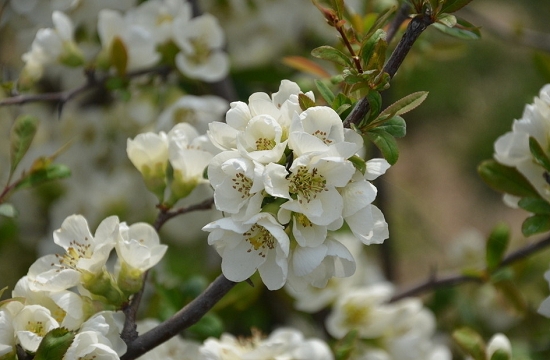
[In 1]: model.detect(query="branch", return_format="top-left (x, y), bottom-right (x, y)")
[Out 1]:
top-left (343, 10), bottom-right (433, 128)
top-left (120, 274), bottom-right (236, 360)
top-left (153, 197), bottom-right (215, 231)
top-left (390, 233), bottom-right (550, 303)
top-left (385, 3), bottom-right (412, 45)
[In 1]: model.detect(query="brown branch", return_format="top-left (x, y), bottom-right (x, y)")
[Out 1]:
top-left (343, 10), bottom-right (434, 129)
top-left (385, 3), bottom-right (412, 45)
top-left (120, 274), bottom-right (236, 360)
top-left (390, 233), bottom-right (550, 303)
top-left (153, 197), bottom-right (215, 230)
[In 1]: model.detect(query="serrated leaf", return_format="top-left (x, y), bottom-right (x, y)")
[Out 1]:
top-left (110, 36), bottom-right (128, 76)
top-left (522, 214), bottom-right (550, 236)
top-left (518, 197), bottom-right (550, 214)
top-left (485, 222), bottom-right (510, 271)
top-left (314, 79), bottom-right (336, 104)
top-left (441, 0), bottom-right (474, 13)
top-left (375, 91), bottom-right (428, 123)
top-left (349, 154), bottom-right (367, 175)
top-left (478, 160), bottom-right (540, 198)
top-left (493, 279), bottom-right (528, 315)
top-left (282, 56), bottom-right (331, 78)
top-left (452, 327), bottom-right (486, 360)
top-left (376, 116), bottom-right (406, 138)
top-left (365, 129), bottom-right (399, 165)
top-left (433, 17), bottom-right (481, 40)
top-left (10, 115), bottom-right (39, 178)
top-left (298, 93), bottom-right (316, 111)
top-left (529, 136), bottom-right (550, 172)
top-left (311, 45), bottom-right (353, 67)
top-left (14, 164), bottom-right (71, 191)
top-left (0, 203), bottom-right (18, 218)
top-left (34, 327), bottom-right (75, 360)
top-left (437, 13), bottom-right (457, 28)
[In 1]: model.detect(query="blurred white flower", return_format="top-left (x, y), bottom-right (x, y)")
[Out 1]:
top-left (157, 95), bottom-right (229, 133)
top-left (136, 319), bottom-right (202, 360)
top-left (486, 333), bottom-right (512, 359)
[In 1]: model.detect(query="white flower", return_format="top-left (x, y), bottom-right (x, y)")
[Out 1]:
top-left (494, 84), bottom-right (550, 203)
top-left (236, 114), bottom-right (288, 164)
top-left (78, 311), bottom-right (127, 356)
top-left (136, 319), bottom-right (202, 360)
top-left (13, 305), bottom-right (60, 352)
top-left (538, 269), bottom-right (550, 317)
top-left (98, 9), bottom-right (160, 71)
top-left (157, 95), bottom-right (229, 133)
top-left (203, 213), bottom-right (290, 290)
top-left (0, 301), bottom-right (23, 357)
top-left (486, 333), bottom-right (512, 359)
top-left (27, 215), bottom-right (119, 292)
top-left (63, 331), bottom-right (121, 360)
top-left (173, 13), bottom-right (229, 82)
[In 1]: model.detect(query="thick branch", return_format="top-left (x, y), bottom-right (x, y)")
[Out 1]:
top-left (121, 274), bottom-right (236, 360)
top-left (390, 233), bottom-right (550, 303)
top-left (343, 11), bottom-right (433, 128)
top-left (385, 3), bottom-right (412, 44)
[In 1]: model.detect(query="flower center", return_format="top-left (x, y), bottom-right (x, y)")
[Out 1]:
top-left (54, 238), bottom-right (91, 271)
top-left (244, 224), bottom-right (275, 257)
top-left (295, 212), bottom-right (313, 227)
top-left (231, 172), bottom-right (253, 199)
top-left (26, 320), bottom-right (47, 336)
top-left (343, 302), bottom-right (370, 328)
top-left (188, 38), bottom-right (212, 65)
top-left (288, 166), bottom-right (327, 203)
top-left (255, 137), bottom-right (276, 151)
top-left (312, 129), bottom-right (332, 144)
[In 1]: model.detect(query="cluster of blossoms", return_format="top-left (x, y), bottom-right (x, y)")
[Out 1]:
top-left (0, 214), bottom-right (166, 358)
top-left (202, 79), bottom-right (389, 290)
top-left (21, 0), bottom-right (229, 84)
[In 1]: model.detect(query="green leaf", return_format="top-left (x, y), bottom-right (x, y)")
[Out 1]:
top-left (433, 17), bottom-right (481, 40)
top-left (15, 164), bottom-right (71, 191)
top-left (493, 279), bottom-right (528, 315)
top-left (332, 93), bottom-right (353, 112)
top-left (311, 45), bottom-right (353, 67)
top-left (437, 13), bottom-right (457, 28)
top-left (187, 313), bottom-right (224, 340)
top-left (34, 327), bottom-right (75, 360)
top-left (366, 129), bottom-right (399, 165)
top-left (10, 115), bottom-right (39, 178)
top-left (298, 93), bottom-right (316, 111)
top-left (485, 222), bottom-right (510, 271)
top-left (0, 203), bottom-right (18, 218)
top-left (490, 349), bottom-right (511, 360)
top-left (365, 6), bottom-right (397, 38)
top-left (452, 327), bottom-right (486, 360)
top-left (334, 330), bottom-right (359, 360)
top-left (365, 91), bottom-right (382, 123)
top-left (529, 136), bottom-right (550, 172)
top-left (518, 197), bottom-right (550, 214)
top-left (376, 116), bottom-right (406, 138)
top-left (522, 214), bottom-right (550, 236)
top-left (110, 36), bottom-right (128, 76)
top-left (349, 154), bottom-right (367, 175)
top-left (533, 51), bottom-right (550, 83)
top-left (375, 91), bottom-right (428, 124)
top-left (360, 29), bottom-right (387, 71)
top-left (314, 79), bottom-right (336, 104)
top-left (441, 0), bottom-right (475, 13)
top-left (477, 160), bottom-right (540, 198)
top-left (335, 103), bottom-right (352, 116)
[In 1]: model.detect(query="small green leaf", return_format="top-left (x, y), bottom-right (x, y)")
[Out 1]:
top-left (311, 45), bottom-right (353, 67)
top-left (441, 0), bottom-right (475, 13)
top-left (518, 197), bottom-right (550, 214)
top-left (375, 91), bottom-right (428, 123)
top-left (490, 349), bottom-right (511, 360)
top-left (34, 328), bottom-right (75, 360)
top-left (15, 164), bottom-right (71, 191)
top-left (437, 13), bottom-right (457, 28)
top-left (452, 327), bottom-right (486, 360)
top-left (493, 279), bottom-right (528, 315)
top-left (335, 103), bottom-right (352, 116)
top-left (187, 313), bottom-right (224, 339)
top-left (365, 91), bottom-right (382, 123)
top-left (529, 136), bottom-right (550, 172)
top-left (478, 160), bottom-right (540, 198)
top-left (349, 154), bottom-right (367, 175)
top-left (376, 116), bottom-right (406, 138)
top-left (433, 17), bottom-right (481, 40)
top-left (332, 93), bottom-right (353, 112)
top-left (334, 329), bottom-right (359, 360)
top-left (10, 115), bottom-right (39, 178)
top-left (360, 29), bottom-right (387, 71)
top-left (365, 129), bottom-right (399, 165)
top-left (0, 203), bottom-right (18, 218)
top-left (298, 93), bottom-right (316, 111)
top-left (314, 79), bottom-right (336, 104)
top-left (110, 36), bottom-right (128, 76)
top-left (485, 222), bottom-right (510, 271)
top-left (522, 214), bottom-right (550, 236)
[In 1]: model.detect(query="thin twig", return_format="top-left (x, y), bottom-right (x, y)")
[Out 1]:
top-left (343, 10), bottom-right (434, 129)
top-left (153, 197), bottom-right (215, 230)
top-left (390, 233), bottom-right (550, 302)
top-left (120, 274), bottom-right (236, 360)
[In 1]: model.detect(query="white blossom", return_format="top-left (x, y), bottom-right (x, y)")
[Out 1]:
top-left (13, 305), bottom-right (60, 352)
top-left (157, 95), bottom-right (229, 133)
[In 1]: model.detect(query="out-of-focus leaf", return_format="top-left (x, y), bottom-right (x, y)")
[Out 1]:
top-left (485, 222), bottom-right (510, 271)
top-left (437, 13), bottom-right (457, 28)
top-left (529, 136), bottom-right (550, 172)
top-left (110, 36), bottom-right (128, 76)
top-left (477, 160), bottom-right (540, 198)
top-left (533, 51), bottom-right (550, 83)
top-left (314, 79), bottom-right (336, 104)
top-left (187, 313), bottom-right (224, 340)
top-left (433, 17), bottom-right (481, 40)
top-left (441, 0), bottom-right (475, 13)
top-left (298, 93), bottom-right (316, 111)
top-left (365, 129), bottom-right (399, 165)
top-left (34, 328), bottom-right (75, 360)
top-left (490, 349), bottom-right (511, 360)
top-left (376, 116), bottom-right (406, 138)
top-left (334, 329), bottom-right (359, 360)
top-left (282, 56), bottom-right (331, 78)
top-left (452, 327), bottom-right (486, 360)
top-left (10, 115), bottom-right (39, 178)
top-left (0, 204), bottom-right (18, 218)
top-left (14, 164), bottom-right (71, 191)
top-left (311, 45), bottom-right (353, 67)
top-left (365, 6), bottom-right (397, 38)
top-left (518, 197), bottom-right (550, 215)
top-left (521, 214), bottom-right (550, 236)
top-left (493, 279), bottom-right (528, 315)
